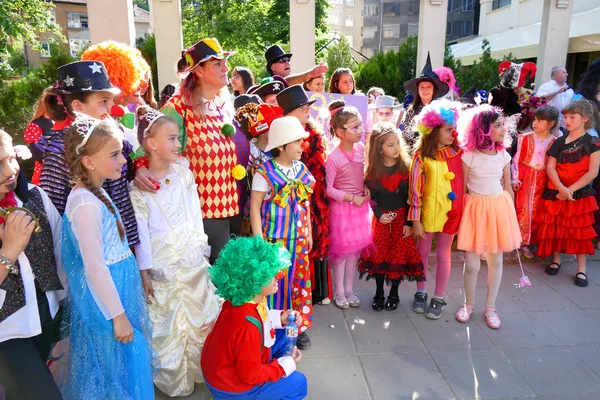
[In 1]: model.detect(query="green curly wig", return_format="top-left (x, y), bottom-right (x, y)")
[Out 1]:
top-left (209, 236), bottom-right (291, 306)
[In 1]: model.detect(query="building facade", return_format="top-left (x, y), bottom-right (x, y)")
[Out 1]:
top-left (450, 0), bottom-right (600, 86)
top-left (326, 0), bottom-right (364, 53)
top-left (26, 0), bottom-right (151, 68)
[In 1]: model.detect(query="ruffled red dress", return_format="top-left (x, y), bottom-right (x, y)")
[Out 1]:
top-left (535, 133), bottom-right (600, 257)
top-left (359, 165), bottom-right (425, 282)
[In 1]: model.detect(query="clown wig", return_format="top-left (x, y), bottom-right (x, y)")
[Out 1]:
top-left (434, 67), bottom-right (460, 95)
top-left (209, 236), bottom-right (291, 306)
top-left (413, 99), bottom-right (461, 158)
top-left (81, 41), bottom-right (151, 96)
top-left (457, 104), bottom-right (510, 152)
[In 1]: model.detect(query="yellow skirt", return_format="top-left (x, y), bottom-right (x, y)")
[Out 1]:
top-left (457, 191), bottom-right (522, 254)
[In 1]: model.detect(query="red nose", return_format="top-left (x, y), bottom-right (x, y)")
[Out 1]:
top-left (451, 130), bottom-right (458, 138)
top-left (111, 104), bottom-right (126, 118)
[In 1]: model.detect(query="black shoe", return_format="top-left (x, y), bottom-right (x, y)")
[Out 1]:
top-left (545, 262), bottom-right (561, 276)
top-left (372, 295), bottom-right (385, 311)
top-left (296, 332), bottom-right (311, 350)
top-left (385, 296), bottom-right (399, 311)
top-left (412, 292), bottom-right (428, 314)
top-left (575, 272), bottom-right (589, 287)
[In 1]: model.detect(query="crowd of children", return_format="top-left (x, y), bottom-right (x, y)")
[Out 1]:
top-left (0, 37), bottom-right (598, 400)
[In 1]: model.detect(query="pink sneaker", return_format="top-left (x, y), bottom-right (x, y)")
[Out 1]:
top-left (455, 304), bottom-right (474, 323)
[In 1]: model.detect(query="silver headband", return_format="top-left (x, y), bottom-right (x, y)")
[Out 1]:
top-left (72, 113), bottom-right (103, 155)
top-left (137, 106), bottom-right (165, 138)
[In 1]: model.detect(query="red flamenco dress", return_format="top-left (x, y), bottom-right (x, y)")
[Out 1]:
top-left (535, 133), bottom-right (600, 257)
top-left (300, 123), bottom-right (331, 303)
top-left (359, 165), bottom-right (424, 282)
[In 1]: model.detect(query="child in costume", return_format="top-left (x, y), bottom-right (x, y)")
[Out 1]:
top-left (325, 100), bottom-right (373, 310)
top-left (250, 116), bottom-right (314, 350)
top-left (408, 99), bottom-right (463, 319)
top-left (37, 60), bottom-right (140, 247)
top-left (0, 130), bottom-right (66, 400)
top-left (24, 89), bottom-right (53, 184)
top-left (535, 100), bottom-right (600, 287)
top-left (60, 115), bottom-right (153, 399)
top-left (130, 106), bottom-right (221, 397)
top-left (512, 106), bottom-right (559, 258)
top-left (455, 105), bottom-right (521, 329)
top-left (201, 236), bottom-right (307, 400)
top-left (277, 85), bottom-right (332, 305)
top-left (360, 122), bottom-right (424, 311)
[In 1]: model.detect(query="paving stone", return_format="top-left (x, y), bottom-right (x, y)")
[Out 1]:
top-left (471, 312), bottom-right (560, 349)
top-left (302, 317), bottom-right (356, 358)
top-left (360, 353), bottom-right (455, 400)
top-left (569, 344), bottom-right (600, 376)
top-left (299, 356), bottom-right (371, 400)
top-left (155, 384), bottom-right (212, 400)
top-left (409, 314), bottom-right (494, 353)
top-left (530, 310), bottom-right (600, 345)
top-left (551, 282), bottom-right (600, 309)
top-left (509, 284), bottom-right (580, 312)
top-left (431, 349), bottom-right (536, 399)
top-left (446, 287), bottom-right (524, 314)
top-left (502, 347), bottom-right (600, 397)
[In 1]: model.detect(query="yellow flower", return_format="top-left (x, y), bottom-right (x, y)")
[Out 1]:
top-left (232, 164), bottom-right (246, 181)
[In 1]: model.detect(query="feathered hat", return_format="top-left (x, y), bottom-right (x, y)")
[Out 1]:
top-left (413, 99), bottom-right (460, 136)
top-left (434, 66), bottom-right (460, 95)
top-left (498, 61), bottom-right (537, 88)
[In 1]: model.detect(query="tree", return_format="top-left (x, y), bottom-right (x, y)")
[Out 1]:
top-left (324, 35), bottom-right (354, 81)
top-left (136, 33), bottom-right (159, 94)
top-left (266, 0), bottom-right (330, 44)
top-left (134, 0), bottom-right (149, 11)
top-left (0, 0), bottom-right (63, 71)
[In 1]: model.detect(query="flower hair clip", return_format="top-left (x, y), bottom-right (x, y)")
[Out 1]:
top-left (72, 113), bottom-right (102, 155)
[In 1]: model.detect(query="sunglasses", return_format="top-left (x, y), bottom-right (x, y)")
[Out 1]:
top-left (276, 57), bottom-right (291, 64)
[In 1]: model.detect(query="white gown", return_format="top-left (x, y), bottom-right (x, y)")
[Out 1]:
top-left (130, 158), bottom-right (222, 397)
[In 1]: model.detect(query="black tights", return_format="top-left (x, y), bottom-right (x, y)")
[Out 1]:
top-left (375, 275), bottom-right (400, 298)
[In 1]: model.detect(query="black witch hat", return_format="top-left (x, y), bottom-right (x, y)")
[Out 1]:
top-left (457, 85), bottom-right (477, 105)
top-left (403, 53), bottom-right (449, 98)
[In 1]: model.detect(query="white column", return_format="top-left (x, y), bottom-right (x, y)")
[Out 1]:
top-left (87, 0), bottom-right (136, 46)
top-left (290, 0), bottom-right (316, 73)
top-left (416, 0), bottom-right (448, 74)
top-left (536, 0), bottom-right (573, 87)
top-left (478, 0), bottom-right (492, 36)
top-left (150, 0), bottom-right (183, 91)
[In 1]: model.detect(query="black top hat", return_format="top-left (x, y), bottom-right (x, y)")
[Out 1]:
top-left (265, 45), bottom-right (293, 76)
top-left (276, 85), bottom-right (317, 115)
top-left (234, 94), bottom-right (262, 110)
top-left (248, 76), bottom-right (289, 101)
top-left (54, 61), bottom-right (121, 94)
top-left (403, 53), bottom-right (449, 98)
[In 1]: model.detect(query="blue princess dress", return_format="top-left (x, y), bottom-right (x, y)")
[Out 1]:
top-left (60, 187), bottom-right (154, 400)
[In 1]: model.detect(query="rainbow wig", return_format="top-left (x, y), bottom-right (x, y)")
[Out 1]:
top-left (414, 99), bottom-right (460, 136)
top-left (209, 236), bottom-right (291, 306)
top-left (457, 104), bottom-right (510, 152)
top-left (81, 41), bottom-right (151, 96)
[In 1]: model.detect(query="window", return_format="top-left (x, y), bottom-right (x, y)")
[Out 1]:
top-left (346, 0), bottom-right (355, 6)
top-left (67, 12), bottom-right (89, 29)
top-left (49, 11), bottom-right (56, 23)
top-left (345, 34), bottom-right (354, 47)
top-left (408, 23), bottom-right (418, 37)
top-left (40, 42), bottom-right (51, 58)
top-left (448, 0), bottom-right (454, 12)
top-left (408, 0), bottom-right (418, 15)
top-left (492, 0), bottom-right (511, 10)
top-left (345, 14), bottom-right (354, 27)
top-left (69, 39), bottom-right (91, 57)
top-left (363, 4), bottom-right (379, 17)
top-left (363, 26), bottom-right (377, 38)
top-left (362, 47), bottom-right (375, 58)
top-left (383, 25), bottom-right (400, 39)
top-left (329, 0), bottom-right (343, 4)
top-left (383, 3), bottom-right (400, 16)
top-left (383, 46), bottom-right (398, 53)
top-left (446, 22), bottom-right (452, 36)
top-left (462, 0), bottom-right (474, 11)
top-left (327, 10), bottom-right (343, 25)
top-left (460, 20), bottom-right (473, 36)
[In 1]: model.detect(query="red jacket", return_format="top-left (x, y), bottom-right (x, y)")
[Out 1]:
top-left (201, 301), bottom-right (290, 393)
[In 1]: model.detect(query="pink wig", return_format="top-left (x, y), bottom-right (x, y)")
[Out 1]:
top-left (434, 67), bottom-right (460, 94)
top-left (457, 104), bottom-right (510, 152)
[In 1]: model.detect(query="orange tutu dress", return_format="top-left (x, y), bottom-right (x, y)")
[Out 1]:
top-left (457, 150), bottom-right (522, 254)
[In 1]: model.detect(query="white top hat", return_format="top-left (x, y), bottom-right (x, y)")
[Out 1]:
top-left (264, 116), bottom-right (309, 152)
top-left (370, 95), bottom-right (402, 110)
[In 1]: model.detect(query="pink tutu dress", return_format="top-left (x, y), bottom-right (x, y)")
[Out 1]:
top-left (325, 142), bottom-right (373, 263)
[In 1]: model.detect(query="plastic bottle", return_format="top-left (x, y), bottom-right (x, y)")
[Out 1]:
top-left (285, 313), bottom-right (298, 356)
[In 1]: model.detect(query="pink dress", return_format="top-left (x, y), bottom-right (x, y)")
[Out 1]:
top-left (325, 142), bottom-right (373, 263)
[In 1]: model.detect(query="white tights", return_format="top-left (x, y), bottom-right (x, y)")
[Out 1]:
top-left (463, 251), bottom-right (503, 309)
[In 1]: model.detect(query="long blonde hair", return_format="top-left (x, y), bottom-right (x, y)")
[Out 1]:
top-left (64, 120), bottom-right (126, 240)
